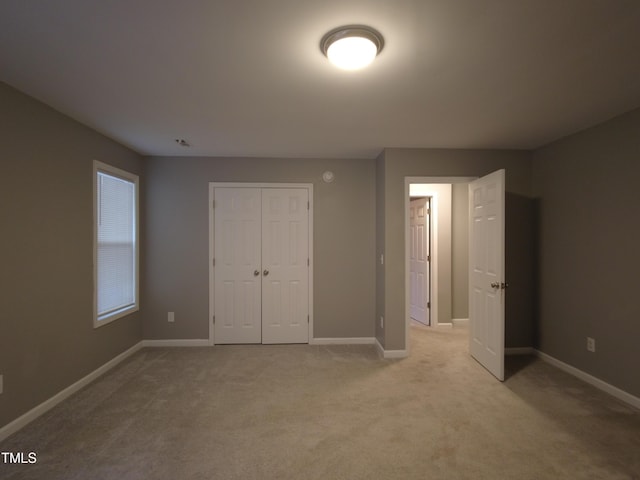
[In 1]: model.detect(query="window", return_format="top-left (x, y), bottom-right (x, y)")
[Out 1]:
top-left (93, 161), bottom-right (139, 327)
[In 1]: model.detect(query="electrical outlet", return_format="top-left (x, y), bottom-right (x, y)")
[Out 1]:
top-left (0, 374), bottom-right (3, 395)
top-left (168, 312), bottom-right (175, 323)
top-left (587, 337), bottom-right (595, 352)
top-left (380, 316), bottom-right (384, 328)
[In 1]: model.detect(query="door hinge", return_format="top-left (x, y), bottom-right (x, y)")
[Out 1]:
top-left (212, 200), bottom-right (215, 209)
top-left (307, 315), bottom-right (310, 323)
top-left (427, 255), bottom-right (430, 262)
top-left (212, 315), bottom-right (216, 324)
top-left (212, 258), bottom-right (215, 267)
top-left (307, 201), bottom-right (310, 210)
top-left (427, 302), bottom-right (431, 309)
top-left (307, 258), bottom-right (310, 266)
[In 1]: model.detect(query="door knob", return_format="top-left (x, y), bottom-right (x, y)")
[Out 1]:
top-left (490, 282), bottom-right (500, 289)
top-left (501, 282), bottom-right (509, 289)
top-left (263, 269), bottom-right (269, 276)
top-left (254, 270), bottom-right (260, 276)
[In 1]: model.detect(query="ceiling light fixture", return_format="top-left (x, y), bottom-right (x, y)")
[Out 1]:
top-left (321, 25), bottom-right (384, 70)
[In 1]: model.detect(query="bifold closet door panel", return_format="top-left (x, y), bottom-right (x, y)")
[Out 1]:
top-left (214, 188), bottom-right (262, 344)
top-left (261, 188), bottom-right (309, 344)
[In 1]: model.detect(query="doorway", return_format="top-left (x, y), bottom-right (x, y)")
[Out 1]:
top-left (404, 177), bottom-right (475, 351)
top-left (404, 173), bottom-right (507, 381)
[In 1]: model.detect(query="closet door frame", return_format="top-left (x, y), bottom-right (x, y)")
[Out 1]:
top-left (208, 182), bottom-right (314, 346)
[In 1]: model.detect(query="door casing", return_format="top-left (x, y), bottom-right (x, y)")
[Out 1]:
top-left (208, 182), bottom-right (314, 346)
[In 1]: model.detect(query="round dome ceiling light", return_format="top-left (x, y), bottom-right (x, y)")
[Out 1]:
top-left (321, 25), bottom-right (384, 70)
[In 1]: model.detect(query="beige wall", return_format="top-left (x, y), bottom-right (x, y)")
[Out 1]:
top-left (142, 156), bottom-right (376, 340)
top-left (532, 107), bottom-right (640, 397)
top-left (376, 148), bottom-right (532, 350)
top-left (505, 192), bottom-right (535, 348)
top-left (451, 183), bottom-right (469, 320)
top-left (0, 82), bottom-right (143, 429)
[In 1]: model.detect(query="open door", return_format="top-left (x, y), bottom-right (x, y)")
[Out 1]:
top-left (469, 169), bottom-right (505, 381)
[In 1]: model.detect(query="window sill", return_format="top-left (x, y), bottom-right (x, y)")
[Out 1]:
top-left (94, 305), bottom-right (139, 328)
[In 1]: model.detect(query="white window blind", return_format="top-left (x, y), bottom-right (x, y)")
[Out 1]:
top-left (96, 170), bottom-right (137, 320)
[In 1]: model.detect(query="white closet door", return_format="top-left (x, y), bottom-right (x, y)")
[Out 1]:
top-left (214, 188), bottom-right (262, 344)
top-left (261, 188), bottom-right (309, 344)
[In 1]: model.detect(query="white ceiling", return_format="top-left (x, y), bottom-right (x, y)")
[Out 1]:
top-left (2, 0), bottom-right (640, 159)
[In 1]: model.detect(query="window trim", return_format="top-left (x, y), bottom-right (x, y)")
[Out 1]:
top-left (93, 160), bottom-right (139, 328)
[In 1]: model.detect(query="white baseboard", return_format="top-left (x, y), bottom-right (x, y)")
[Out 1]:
top-left (375, 338), bottom-right (409, 359)
top-left (383, 349), bottom-right (409, 359)
top-left (536, 350), bottom-right (640, 410)
top-left (310, 337), bottom-right (376, 346)
top-left (141, 339), bottom-right (210, 347)
top-left (0, 341), bottom-right (143, 443)
top-left (452, 318), bottom-right (469, 327)
top-left (145, 338), bottom-right (378, 347)
top-left (505, 347), bottom-right (534, 355)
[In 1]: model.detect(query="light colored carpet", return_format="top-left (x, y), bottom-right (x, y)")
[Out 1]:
top-left (1, 324), bottom-right (639, 479)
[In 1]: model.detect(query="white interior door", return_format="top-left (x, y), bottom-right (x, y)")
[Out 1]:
top-left (261, 189), bottom-right (309, 344)
top-left (214, 188), bottom-right (262, 344)
top-left (469, 169), bottom-right (505, 381)
top-left (409, 198), bottom-right (430, 325)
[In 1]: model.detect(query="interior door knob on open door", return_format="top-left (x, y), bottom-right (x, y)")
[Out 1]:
top-left (490, 282), bottom-right (500, 289)
top-left (263, 269), bottom-right (269, 276)
top-left (254, 270), bottom-right (260, 276)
